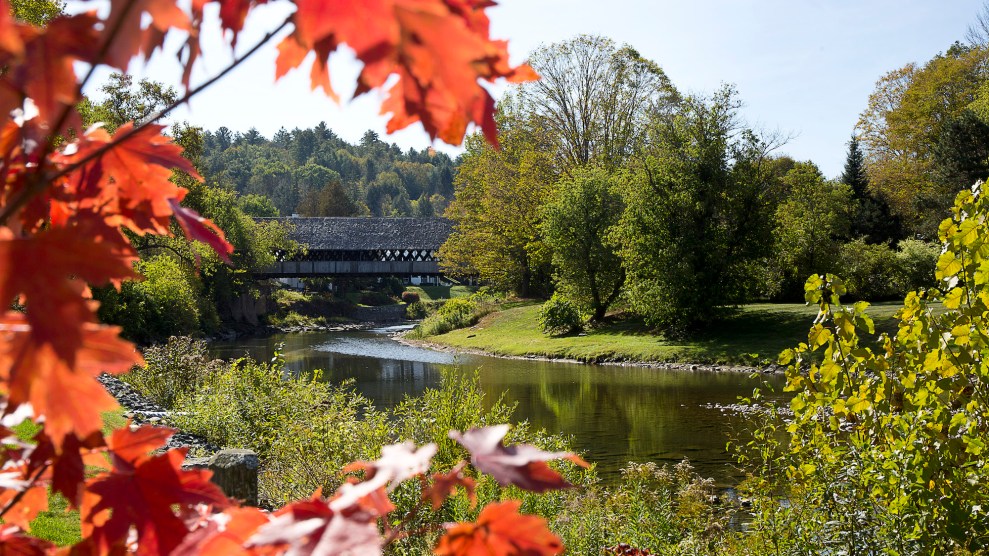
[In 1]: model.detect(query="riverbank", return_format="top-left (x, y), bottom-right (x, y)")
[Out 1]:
top-left (402, 301), bottom-right (904, 369)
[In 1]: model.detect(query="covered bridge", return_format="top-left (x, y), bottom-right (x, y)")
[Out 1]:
top-left (257, 217), bottom-right (453, 278)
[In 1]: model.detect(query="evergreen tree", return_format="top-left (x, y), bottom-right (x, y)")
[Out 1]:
top-left (841, 136), bottom-right (869, 198)
top-left (843, 135), bottom-right (903, 243)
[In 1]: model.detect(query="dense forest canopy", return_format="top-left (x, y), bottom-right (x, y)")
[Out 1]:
top-left (199, 125), bottom-right (457, 218)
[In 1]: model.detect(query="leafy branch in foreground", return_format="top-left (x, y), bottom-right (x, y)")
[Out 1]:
top-left (0, 0), bottom-right (558, 553)
top-left (737, 183), bottom-right (989, 553)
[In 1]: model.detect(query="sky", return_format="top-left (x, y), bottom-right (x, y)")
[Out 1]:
top-left (90, 0), bottom-right (987, 178)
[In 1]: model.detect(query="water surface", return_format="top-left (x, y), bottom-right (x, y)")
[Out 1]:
top-left (211, 326), bottom-right (786, 483)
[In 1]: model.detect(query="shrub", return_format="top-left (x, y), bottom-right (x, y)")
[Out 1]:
top-left (171, 349), bottom-right (391, 504)
top-left (539, 293), bottom-right (583, 335)
top-left (383, 276), bottom-right (405, 296)
top-left (266, 311), bottom-right (327, 329)
top-left (836, 239), bottom-right (900, 300)
top-left (894, 238), bottom-right (939, 292)
top-left (94, 255), bottom-right (203, 344)
top-left (358, 291), bottom-right (394, 306)
top-left (405, 300), bottom-right (427, 319)
top-left (121, 336), bottom-right (223, 409)
top-left (407, 297), bottom-right (494, 338)
top-left (401, 291), bottom-right (420, 304)
top-left (737, 186), bottom-right (989, 554)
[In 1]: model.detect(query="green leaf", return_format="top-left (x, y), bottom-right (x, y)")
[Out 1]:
top-left (944, 287), bottom-right (965, 309)
top-left (937, 251), bottom-right (963, 281)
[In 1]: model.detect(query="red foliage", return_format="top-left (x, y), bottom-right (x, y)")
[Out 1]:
top-left (434, 500), bottom-right (564, 556)
top-left (81, 427), bottom-right (230, 554)
top-left (0, 1), bottom-right (577, 554)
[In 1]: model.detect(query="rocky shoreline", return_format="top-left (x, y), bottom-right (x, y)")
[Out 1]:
top-left (98, 374), bottom-right (220, 455)
top-left (211, 319), bottom-right (405, 342)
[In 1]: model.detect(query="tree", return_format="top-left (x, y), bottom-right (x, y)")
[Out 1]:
top-left (9, 0), bottom-right (61, 25)
top-left (771, 162), bottom-right (853, 299)
top-left (238, 193), bottom-right (279, 217)
top-left (842, 135), bottom-right (901, 244)
top-left (858, 44), bottom-right (989, 236)
top-left (0, 1), bottom-right (577, 553)
top-left (932, 108), bottom-right (989, 187)
top-left (440, 103), bottom-right (557, 297)
top-left (296, 180), bottom-right (359, 217)
top-left (615, 86), bottom-right (779, 336)
top-left (841, 135), bottom-right (868, 198)
top-left (519, 34), bottom-right (678, 170)
top-left (967, 0), bottom-right (989, 46)
top-left (77, 73), bottom-right (177, 133)
top-left (541, 166), bottom-right (625, 321)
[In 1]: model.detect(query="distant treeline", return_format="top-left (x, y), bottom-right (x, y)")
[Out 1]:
top-left (199, 124), bottom-right (457, 218)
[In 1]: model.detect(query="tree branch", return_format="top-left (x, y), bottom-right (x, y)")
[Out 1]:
top-left (0, 16), bottom-right (293, 227)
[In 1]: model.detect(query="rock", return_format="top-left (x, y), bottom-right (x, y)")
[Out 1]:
top-left (208, 449), bottom-right (259, 506)
top-left (181, 457), bottom-right (211, 470)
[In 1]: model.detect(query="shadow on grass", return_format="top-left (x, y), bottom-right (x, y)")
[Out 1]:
top-left (694, 302), bottom-right (903, 364)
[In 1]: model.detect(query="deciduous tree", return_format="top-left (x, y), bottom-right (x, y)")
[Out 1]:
top-left (615, 87), bottom-right (779, 335)
top-left (440, 103), bottom-right (557, 297)
top-left (771, 162), bottom-right (852, 299)
top-left (520, 34), bottom-right (678, 170)
top-left (541, 166), bottom-right (625, 321)
top-left (858, 44), bottom-right (989, 236)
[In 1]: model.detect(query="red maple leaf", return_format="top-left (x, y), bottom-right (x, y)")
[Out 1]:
top-left (102, 0), bottom-right (192, 70)
top-left (0, 313), bottom-right (138, 447)
top-left (449, 425), bottom-right (589, 493)
top-left (434, 500), bottom-right (563, 556)
top-left (169, 199), bottom-right (234, 264)
top-left (2, 13), bottom-right (100, 132)
top-left (276, 0), bottom-right (537, 147)
top-left (81, 426), bottom-right (230, 555)
top-left (424, 461), bottom-right (476, 510)
top-left (58, 123), bottom-right (200, 237)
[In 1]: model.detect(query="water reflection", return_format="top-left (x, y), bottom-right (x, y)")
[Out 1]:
top-left (210, 328), bottom-right (786, 483)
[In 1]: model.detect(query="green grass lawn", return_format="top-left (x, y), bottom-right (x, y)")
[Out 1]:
top-left (405, 284), bottom-right (476, 301)
top-left (423, 301), bottom-right (906, 366)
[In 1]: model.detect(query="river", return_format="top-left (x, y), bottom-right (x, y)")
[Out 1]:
top-left (210, 325), bottom-right (787, 484)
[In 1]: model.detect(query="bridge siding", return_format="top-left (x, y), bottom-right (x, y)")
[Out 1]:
top-left (259, 260), bottom-right (443, 277)
top-left (255, 217), bottom-right (452, 278)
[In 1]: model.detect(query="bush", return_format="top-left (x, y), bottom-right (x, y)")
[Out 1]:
top-left (171, 350), bottom-right (391, 505)
top-left (401, 291), bottom-right (420, 304)
top-left (407, 297), bottom-right (494, 338)
top-left (894, 238), bottom-right (939, 292)
top-left (94, 255), bottom-right (202, 344)
top-left (736, 186), bottom-right (989, 553)
top-left (539, 293), bottom-right (583, 335)
top-left (358, 291), bottom-right (394, 306)
top-left (836, 239), bottom-right (900, 300)
top-left (405, 300), bottom-right (427, 319)
top-left (121, 336), bottom-right (224, 410)
top-left (383, 276), bottom-right (405, 296)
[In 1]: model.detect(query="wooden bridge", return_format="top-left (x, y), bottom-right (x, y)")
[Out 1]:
top-left (256, 217), bottom-right (453, 278)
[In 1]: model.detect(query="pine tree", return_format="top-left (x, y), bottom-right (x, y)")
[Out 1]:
top-left (841, 136), bottom-right (869, 198)
top-left (842, 135), bottom-right (904, 243)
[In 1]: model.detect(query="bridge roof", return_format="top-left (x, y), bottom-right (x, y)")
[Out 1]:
top-left (262, 217), bottom-right (453, 251)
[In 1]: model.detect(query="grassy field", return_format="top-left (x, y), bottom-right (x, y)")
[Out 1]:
top-left (405, 284), bottom-right (476, 301)
top-left (422, 301), bottom-right (906, 366)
